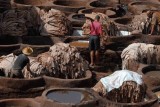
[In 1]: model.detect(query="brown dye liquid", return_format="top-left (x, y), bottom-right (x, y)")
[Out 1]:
top-left (69, 41), bottom-right (89, 48)
top-left (47, 90), bottom-right (94, 104)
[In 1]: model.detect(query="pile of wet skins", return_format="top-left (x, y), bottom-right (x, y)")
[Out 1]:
top-left (0, 7), bottom-right (71, 36)
top-left (0, 43), bottom-right (88, 79)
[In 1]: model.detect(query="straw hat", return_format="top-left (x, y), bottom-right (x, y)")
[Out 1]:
top-left (22, 47), bottom-right (33, 55)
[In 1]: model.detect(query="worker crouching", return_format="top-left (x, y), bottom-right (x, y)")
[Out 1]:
top-left (10, 47), bottom-right (33, 78)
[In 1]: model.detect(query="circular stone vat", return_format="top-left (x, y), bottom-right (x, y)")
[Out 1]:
top-left (22, 36), bottom-right (55, 45)
top-left (0, 36), bottom-right (19, 45)
top-left (141, 65), bottom-right (160, 88)
top-left (0, 77), bottom-right (45, 99)
top-left (0, 36), bottom-right (21, 55)
top-left (0, 45), bottom-right (20, 56)
top-left (88, 0), bottom-right (109, 8)
top-left (11, 0), bottom-right (53, 7)
top-left (105, 90), bottom-right (158, 107)
top-left (54, 0), bottom-right (86, 7)
top-left (79, 8), bottom-right (117, 18)
top-left (114, 17), bottom-right (132, 25)
top-left (42, 88), bottom-right (99, 107)
top-left (52, 0), bottom-right (87, 13)
top-left (43, 70), bottom-right (92, 88)
top-left (68, 13), bottom-right (85, 27)
top-left (0, 99), bottom-right (41, 107)
top-left (128, 1), bottom-right (160, 14)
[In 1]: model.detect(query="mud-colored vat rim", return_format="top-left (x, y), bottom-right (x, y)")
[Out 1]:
top-left (79, 7), bottom-right (112, 13)
top-left (43, 70), bottom-right (92, 88)
top-left (0, 76), bottom-right (45, 89)
top-left (129, 1), bottom-right (160, 6)
top-left (68, 13), bottom-right (86, 22)
top-left (0, 98), bottom-right (41, 107)
top-left (114, 17), bottom-right (133, 25)
top-left (87, 0), bottom-right (109, 8)
top-left (44, 70), bottom-right (92, 81)
top-left (52, 0), bottom-right (86, 8)
top-left (11, 0), bottom-right (54, 7)
top-left (128, 1), bottom-right (160, 15)
top-left (51, 0), bottom-right (93, 13)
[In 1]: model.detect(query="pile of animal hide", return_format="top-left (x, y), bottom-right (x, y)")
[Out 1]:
top-left (0, 43), bottom-right (88, 79)
top-left (0, 7), bottom-right (71, 36)
top-left (129, 13), bottom-right (150, 34)
top-left (106, 81), bottom-right (146, 103)
top-left (0, 9), bottom-right (28, 36)
top-left (0, 54), bottom-right (48, 78)
top-left (84, 12), bottom-right (119, 36)
top-left (36, 8), bottom-right (72, 36)
top-left (47, 43), bottom-right (88, 79)
top-left (29, 43), bottom-right (88, 79)
top-left (92, 70), bottom-right (146, 103)
top-left (23, 57), bottom-right (49, 78)
top-left (121, 43), bottom-right (158, 70)
top-left (0, 53), bottom-right (17, 77)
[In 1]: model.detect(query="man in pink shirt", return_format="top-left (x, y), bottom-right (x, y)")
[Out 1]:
top-left (89, 15), bottom-right (102, 67)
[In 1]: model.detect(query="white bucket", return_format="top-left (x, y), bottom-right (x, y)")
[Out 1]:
top-left (118, 30), bottom-right (131, 36)
top-left (72, 30), bottom-right (83, 36)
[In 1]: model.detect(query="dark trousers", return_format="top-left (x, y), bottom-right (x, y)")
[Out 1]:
top-left (10, 69), bottom-right (24, 78)
top-left (89, 35), bottom-right (100, 51)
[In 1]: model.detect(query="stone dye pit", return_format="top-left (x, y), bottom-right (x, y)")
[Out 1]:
top-left (42, 88), bottom-right (99, 107)
top-left (46, 90), bottom-right (94, 104)
top-left (79, 8), bottom-right (117, 18)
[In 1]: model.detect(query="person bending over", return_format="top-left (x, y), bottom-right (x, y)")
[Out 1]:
top-left (10, 47), bottom-right (33, 78)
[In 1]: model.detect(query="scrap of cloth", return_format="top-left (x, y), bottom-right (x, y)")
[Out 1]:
top-left (100, 70), bottom-right (143, 92)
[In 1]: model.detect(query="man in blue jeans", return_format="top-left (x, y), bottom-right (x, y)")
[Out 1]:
top-left (89, 15), bottom-right (102, 67)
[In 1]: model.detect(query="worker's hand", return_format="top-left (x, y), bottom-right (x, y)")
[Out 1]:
top-left (148, 34), bottom-right (152, 35)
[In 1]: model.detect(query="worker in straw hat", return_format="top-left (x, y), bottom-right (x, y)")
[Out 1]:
top-left (10, 47), bottom-right (33, 78)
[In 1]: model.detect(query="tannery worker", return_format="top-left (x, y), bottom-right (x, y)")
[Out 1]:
top-left (89, 15), bottom-right (102, 67)
top-left (10, 47), bottom-right (33, 78)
